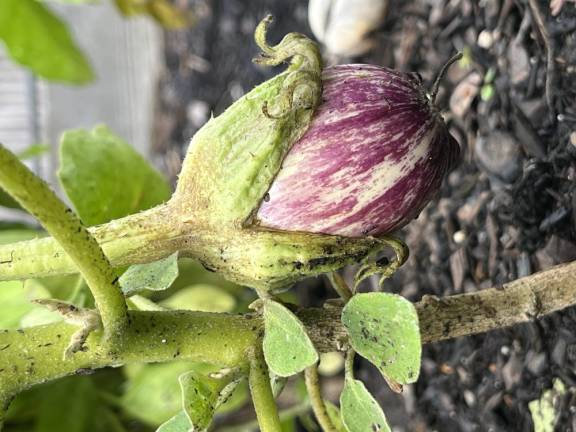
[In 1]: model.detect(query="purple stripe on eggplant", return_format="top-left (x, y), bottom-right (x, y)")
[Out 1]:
top-left (256, 64), bottom-right (460, 237)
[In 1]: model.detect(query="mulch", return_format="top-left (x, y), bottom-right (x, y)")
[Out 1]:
top-left (154, 0), bottom-right (576, 430)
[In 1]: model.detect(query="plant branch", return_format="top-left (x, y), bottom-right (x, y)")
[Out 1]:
top-left (0, 204), bottom-right (182, 281)
top-left (0, 311), bottom-right (258, 401)
top-left (0, 261), bottom-right (574, 416)
top-left (248, 347), bottom-right (282, 432)
top-left (0, 144), bottom-right (127, 339)
top-left (304, 364), bottom-right (338, 432)
top-left (298, 260), bottom-right (576, 348)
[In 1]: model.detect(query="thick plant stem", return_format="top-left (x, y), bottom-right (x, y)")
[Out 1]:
top-left (304, 365), bottom-right (338, 432)
top-left (248, 347), bottom-right (282, 432)
top-left (0, 203), bottom-right (181, 281)
top-left (0, 144), bottom-right (126, 339)
top-left (0, 310), bottom-right (257, 401)
top-left (0, 262), bottom-right (575, 420)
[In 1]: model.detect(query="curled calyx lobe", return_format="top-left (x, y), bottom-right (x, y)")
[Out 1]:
top-left (171, 16), bottom-right (388, 291)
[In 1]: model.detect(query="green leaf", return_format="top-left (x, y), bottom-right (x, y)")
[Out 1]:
top-left (340, 378), bottom-right (390, 432)
top-left (0, 280), bottom-right (51, 329)
top-left (122, 362), bottom-right (195, 426)
top-left (0, 230), bottom-right (41, 245)
top-left (17, 144), bottom-right (50, 160)
top-left (529, 379), bottom-right (566, 432)
top-left (341, 293), bottom-right (421, 386)
top-left (179, 370), bottom-right (242, 431)
top-left (156, 411), bottom-right (191, 432)
top-left (325, 401), bottom-right (346, 432)
top-left (114, 0), bottom-right (193, 29)
top-left (35, 377), bottom-right (98, 432)
top-left (0, 188), bottom-right (21, 210)
top-left (58, 125), bottom-right (171, 226)
top-left (120, 252), bottom-right (179, 295)
top-left (160, 284), bottom-right (236, 312)
top-left (41, 0), bottom-right (99, 4)
top-left (0, 0), bottom-right (94, 84)
top-left (263, 300), bottom-right (318, 377)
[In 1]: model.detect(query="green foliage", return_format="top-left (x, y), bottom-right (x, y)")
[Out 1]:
top-left (160, 284), bottom-right (236, 312)
top-left (156, 411), bottom-right (190, 432)
top-left (340, 377), bottom-right (390, 432)
top-left (342, 293), bottom-right (421, 386)
top-left (0, 281), bottom-right (47, 329)
top-left (121, 362), bottom-right (248, 428)
top-left (262, 300), bottom-right (318, 377)
top-left (0, 0), bottom-right (94, 84)
top-left (179, 370), bottom-right (241, 431)
top-left (325, 401), bottom-right (346, 432)
top-left (16, 144), bottom-right (50, 161)
top-left (0, 189), bottom-right (21, 210)
top-left (58, 125), bottom-right (171, 226)
top-left (529, 379), bottom-right (566, 432)
top-left (6, 376), bottom-right (123, 432)
top-left (119, 252), bottom-right (179, 295)
top-left (114, 0), bottom-right (194, 29)
top-left (121, 362), bottom-right (195, 426)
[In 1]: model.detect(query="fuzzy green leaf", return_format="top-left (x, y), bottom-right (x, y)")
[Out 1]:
top-left (122, 362), bottom-right (194, 426)
top-left (58, 125), bottom-right (171, 226)
top-left (179, 370), bottom-right (241, 431)
top-left (340, 378), bottom-right (390, 432)
top-left (161, 284), bottom-right (236, 312)
top-left (0, 0), bottom-right (94, 84)
top-left (120, 253), bottom-right (179, 295)
top-left (263, 300), bottom-right (318, 377)
top-left (156, 411), bottom-right (191, 432)
top-left (325, 401), bottom-right (346, 432)
top-left (0, 188), bottom-right (21, 210)
top-left (342, 293), bottom-right (421, 386)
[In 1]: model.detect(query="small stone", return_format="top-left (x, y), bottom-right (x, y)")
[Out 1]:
top-left (187, 100), bottom-right (210, 128)
top-left (551, 338), bottom-right (567, 367)
top-left (478, 30), bottom-right (494, 48)
top-left (453, 230), bottom-right (466, 244)
top-left (450, 72), bottom-right (482, 118)
top-left (526, 351), bottom-right (547, 375)
top-left (474, 131), bottom-right (521, 183)
top-left (570, 131), bottom-right (576, 147)
top-left (507, 41), bottom-right (530, 84)
top-left (463, 390), bottom-right (476, 407)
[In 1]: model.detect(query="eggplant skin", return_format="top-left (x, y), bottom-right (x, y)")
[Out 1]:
top-left (257, 64), bottom-right (461, 237)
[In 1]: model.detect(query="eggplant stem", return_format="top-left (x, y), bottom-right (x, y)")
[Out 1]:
top-left (429, 52), bottom-right (463, 104)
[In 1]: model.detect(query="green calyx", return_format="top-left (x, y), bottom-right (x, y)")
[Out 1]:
top-left (173, 14), bottom-right (322, 224)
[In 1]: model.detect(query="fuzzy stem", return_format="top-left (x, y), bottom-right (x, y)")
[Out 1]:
top-left (0, 310), bottom-right (258, 401)
top-left (248, 347), bottom-right (282, 432)
top-left (0, 261), bottom-right (574, 419)
top-left (327, 272), bottom-right (353, 301)
top-left (0, 203), bottom-right (181, 281)
top-left (344, 349), bottom-right (356, 381)
top-left (0, 144), bottom-right (127, 339)
top-left (304, 365), bottom-right (338, 432)
top-left (429, 52), bottom-right (463, 104)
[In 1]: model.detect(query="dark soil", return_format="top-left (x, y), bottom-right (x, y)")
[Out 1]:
top-left (154, 0), bottom-right (576, 430)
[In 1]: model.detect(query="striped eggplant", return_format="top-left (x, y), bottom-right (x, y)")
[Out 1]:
top-left (256, 64), bottom-right (460, 237)
top-left (169, 19), bottom-right (460, 290)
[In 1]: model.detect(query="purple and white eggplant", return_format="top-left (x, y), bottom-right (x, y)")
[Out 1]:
top-left (170, 19), bottom-right (461, 290)
top-left (257, 64), bottom-right (460, 237)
